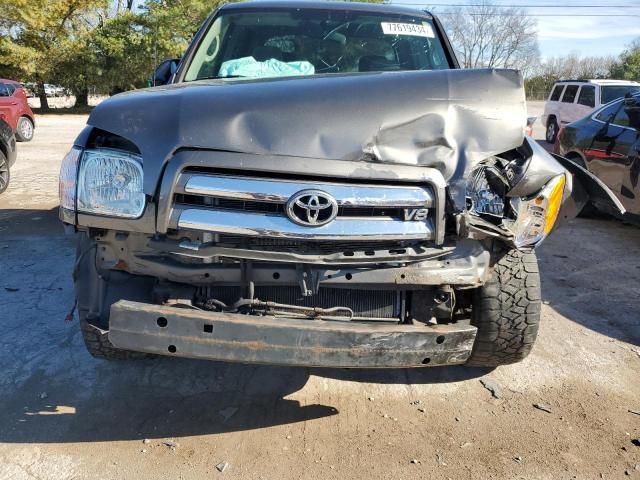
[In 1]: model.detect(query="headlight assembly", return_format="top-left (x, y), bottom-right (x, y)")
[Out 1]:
top-left (77, 149), bottom-right (145, 218)
top-left (466, 159), bottom-right (566, 249)
top-left (506, 174), bottom-right (566, 248)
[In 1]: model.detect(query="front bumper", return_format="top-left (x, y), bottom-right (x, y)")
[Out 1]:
top-left (109, 301), bottom-right (478, 368)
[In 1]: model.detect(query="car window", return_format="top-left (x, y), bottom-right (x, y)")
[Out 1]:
top-left (561, 85), bottom-right (579, 103)
top-left (0, 84), bottom-right (9, 97)
top-left (577, 85), bottom-right (595, 108)
top-left (185, 9), bottom-right (451, 81)
top-left (595, 100), bottom-right (630, 127)
top-left (549, 85), bottom-right (564, 101)
top-left (5, 84), bottom-right (16, 95)
top-left (601, 85), bottom-right (640, 104)
top-left (613, 107), bottom-right (630, 127)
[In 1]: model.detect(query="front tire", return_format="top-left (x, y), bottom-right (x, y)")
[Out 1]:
top-left (467, 249), bottom-right (541, 367)
top-left (75, 232), bottom-right (154, 361)
top-left (16, 116), bottom-right (34, 142)
top-left (80, 312), bottom-right (152, 360)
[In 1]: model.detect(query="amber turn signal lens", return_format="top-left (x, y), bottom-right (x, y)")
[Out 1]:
top-left (543, 174), bottom-right (565, 236)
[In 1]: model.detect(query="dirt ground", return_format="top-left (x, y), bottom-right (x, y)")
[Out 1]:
top-left (0, 111), bottom-right (639, 480)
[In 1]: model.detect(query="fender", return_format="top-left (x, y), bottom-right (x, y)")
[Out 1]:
top-left (553, 154), bottom-right (626, 220)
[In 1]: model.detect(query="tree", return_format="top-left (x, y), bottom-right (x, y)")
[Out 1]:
top-left (0, 0), bottom-right (108, 108)
top-left (78, 0), bottom-right (231, 95)
top-left (436, 0), bottom-right (539, 74)
top-left (524, 53), bottom-right (618, 100)
top-left (610, 39), bottom-right (640, 81)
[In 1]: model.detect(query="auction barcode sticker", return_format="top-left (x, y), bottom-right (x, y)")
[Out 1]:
top-left (381, 22), bottom-right (435, 38)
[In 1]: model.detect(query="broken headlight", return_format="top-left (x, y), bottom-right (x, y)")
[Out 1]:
top-left (466, 163), bottom-right (508, 219)
top-left (505, 174), bottom-right (566, 248)
top-left (466, 160), bottom-right (566, 249)
top-left (77, 149), bottom-right (145, 218)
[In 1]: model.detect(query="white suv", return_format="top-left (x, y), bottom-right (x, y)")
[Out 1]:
top-left (541, 79), bottom-right (640, 143)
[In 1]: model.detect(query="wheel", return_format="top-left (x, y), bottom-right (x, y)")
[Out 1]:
top-left (545, 118), bottom-right (558, 144)
top-left (75, 233), bottom-right (154, 360)
top-left (15, 116), bottom-right (34, 142)
top-left (467, 249), bottom-right (541, 367)
top-left (79, 311), bottom-right (153, 360)
top-left (0, 151), bottom-right (9, 194)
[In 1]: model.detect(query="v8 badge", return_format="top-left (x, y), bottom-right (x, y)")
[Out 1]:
top-left (403, 208), bottom-right (429, 221)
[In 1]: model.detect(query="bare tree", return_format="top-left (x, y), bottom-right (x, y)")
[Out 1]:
top-left (532, 52), bottom-right (617, 80)
top-left (524, 53), bottom-right (619, 100)
top-left (436, 0), bottom-right (540, 73)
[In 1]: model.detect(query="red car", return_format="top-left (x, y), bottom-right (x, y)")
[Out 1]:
top-left (0, 79), bottom-right (35, 142)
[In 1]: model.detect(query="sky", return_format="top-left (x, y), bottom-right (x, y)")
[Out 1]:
top-left (128, 0), bottom-right (640, 59)
top-left (391, 0), bottom-right (640, 58)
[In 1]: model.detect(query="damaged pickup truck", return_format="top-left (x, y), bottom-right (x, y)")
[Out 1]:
top-left (59, 1), bottom-right (623, 368)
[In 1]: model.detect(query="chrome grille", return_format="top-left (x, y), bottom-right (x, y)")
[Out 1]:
top-left (169, 173), bottom-right (437, 243)
top-left (175, 195), bottom-right (406, 218)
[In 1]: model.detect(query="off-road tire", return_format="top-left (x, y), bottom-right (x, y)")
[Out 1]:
top-left (79, 311), bottom-right (154, 360)
top-left (467, 249), bottom-right (541, 367)
top-left (15, 116), bottom-right (34, 142)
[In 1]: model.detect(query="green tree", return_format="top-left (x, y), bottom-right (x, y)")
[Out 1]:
top-left (610, 39), bottom-right (640, 81)
top-left (79, 0), bottom-right (231, 95)
top-left (0, 0), bottom-right (108, 108)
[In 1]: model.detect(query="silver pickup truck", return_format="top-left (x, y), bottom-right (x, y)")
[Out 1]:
top-left (58, 1), bottom-right (623, 369)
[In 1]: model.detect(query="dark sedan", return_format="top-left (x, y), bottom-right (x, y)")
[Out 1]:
top-left (556, 93), bottom-right (640, 220)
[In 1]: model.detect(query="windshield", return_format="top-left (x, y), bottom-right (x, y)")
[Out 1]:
top-left (601, 85), bottom-right (640, 104)
top-left (184, 9), bottom-right (451, 81)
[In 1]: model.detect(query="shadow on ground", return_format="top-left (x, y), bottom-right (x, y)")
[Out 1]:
top-left (0, 207), bottom-right (64, 237)
top-left (0, 352), bottom-right (489, 444)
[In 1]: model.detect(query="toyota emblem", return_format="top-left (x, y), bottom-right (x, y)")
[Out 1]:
top-left (286, 190), bottom-right (339, 227)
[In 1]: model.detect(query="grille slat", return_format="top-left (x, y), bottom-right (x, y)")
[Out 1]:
top-left (175, 195), bottom-right (406, 219)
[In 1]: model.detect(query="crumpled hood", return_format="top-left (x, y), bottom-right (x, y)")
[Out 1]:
top-left (87, 68), bottom-right (526, 197)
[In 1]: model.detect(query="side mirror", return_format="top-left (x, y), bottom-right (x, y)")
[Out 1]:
top-left (152, 59), bottom-right (180, 87)
top-left (623, 95), bottom-right (640, 130)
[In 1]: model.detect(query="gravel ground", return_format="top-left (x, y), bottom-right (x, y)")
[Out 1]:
top-left (0, 112), bottom-right (639, 480)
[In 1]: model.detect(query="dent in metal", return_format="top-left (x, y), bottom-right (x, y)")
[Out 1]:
top-left (85, 67), bottom-right (526, 214)
top-left (506, 138), bottom-right (566, 198)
